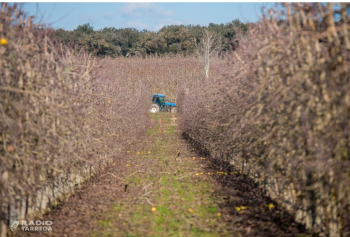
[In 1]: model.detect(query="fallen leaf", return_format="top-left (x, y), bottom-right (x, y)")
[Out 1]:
top-left (7, 146), bottom-right (14, 152)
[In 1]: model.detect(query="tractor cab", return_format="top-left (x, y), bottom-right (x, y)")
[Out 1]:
top-left (152, 94), bottom-right (165, 110)
top-left (149, 94), bottom-right (177, 113)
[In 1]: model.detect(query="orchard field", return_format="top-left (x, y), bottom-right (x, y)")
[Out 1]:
top-left (1, 3), bottom-right (350, 237)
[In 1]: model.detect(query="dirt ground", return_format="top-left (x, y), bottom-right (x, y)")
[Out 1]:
top-left (18, 113), bottom-right (313, 237)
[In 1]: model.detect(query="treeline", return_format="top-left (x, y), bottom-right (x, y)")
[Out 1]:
top-left (54, 20), bottom-right (250, 57)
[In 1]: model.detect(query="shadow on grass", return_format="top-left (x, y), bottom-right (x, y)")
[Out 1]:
top-left (182, 132), bottom-right (315, 237)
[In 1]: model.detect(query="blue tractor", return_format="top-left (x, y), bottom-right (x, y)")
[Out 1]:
top-left (149, 94), bottom-right (177, 113)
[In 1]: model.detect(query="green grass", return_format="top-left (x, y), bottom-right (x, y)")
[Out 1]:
top-left (165, 116), bottom-right (171, 124)
top-left (165, 125), bottom-right (175, 134)
top-left (125, 175), bottom-right (142, 185)
top-left (92, 113), bottom-right (231, 237)
top-left (96, 220), bottom-right (112, 228)
top-left (147, 125), bottom-right (159, 136)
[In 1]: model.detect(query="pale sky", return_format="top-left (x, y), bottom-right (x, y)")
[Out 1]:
top-left (20, 2), bottom-right (275, 31)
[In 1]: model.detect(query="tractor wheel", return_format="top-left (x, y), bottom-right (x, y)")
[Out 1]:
top-left (149, 104), bottom-right (160, 113)
top-left (171, 107), bottom-right (177, 113)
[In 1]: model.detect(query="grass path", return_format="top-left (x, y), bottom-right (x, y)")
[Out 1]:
top-left (92, 113), bottom-right (231, 237)
top-left (21, 113), bottom-right (308, 237)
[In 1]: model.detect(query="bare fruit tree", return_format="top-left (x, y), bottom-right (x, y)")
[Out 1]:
top-left (196, 29), bottom-right (222, 79)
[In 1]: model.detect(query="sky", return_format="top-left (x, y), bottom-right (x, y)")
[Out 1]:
top-left (20, 2), bottom-right (275, 32)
